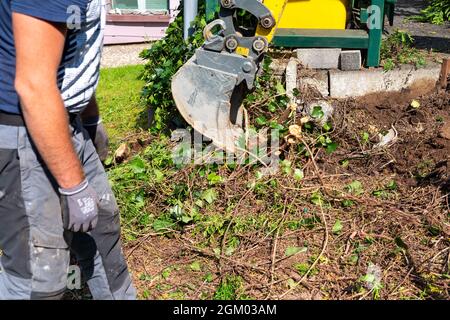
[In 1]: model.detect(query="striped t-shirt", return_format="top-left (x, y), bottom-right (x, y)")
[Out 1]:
top-left (0, 0), bottom-right (105, 115)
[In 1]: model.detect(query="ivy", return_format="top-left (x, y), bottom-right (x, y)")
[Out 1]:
top-left (140, 2), bottom-right (207, 133)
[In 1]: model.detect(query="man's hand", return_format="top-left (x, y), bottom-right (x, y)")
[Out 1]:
top-left (60, 179), bottom-right (99, 233)
top-left (83, 116), bottom-right (109, 162)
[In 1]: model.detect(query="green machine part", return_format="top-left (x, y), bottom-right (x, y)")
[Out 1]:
top-left (205, 0), bottom-right (397, 67)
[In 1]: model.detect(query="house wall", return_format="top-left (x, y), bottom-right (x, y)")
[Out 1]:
top-left (104, 0), bottom-right (181, 45)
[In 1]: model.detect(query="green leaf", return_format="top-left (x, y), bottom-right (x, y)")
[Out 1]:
top-left (268, 101), bottom-right (277, 113)
top-left (256, 116), bottom-right (267, 126)
top-left (130, 157), bottom-right (146, 174)
top-left (201, 188), bottom-right (217, 204)
top-left (332, 220), bottom-right (343, 234)
top-left (346, 180), bottom-right (364, 195)
top-left (372, 190), bottom-right (387, 198)
top-left (190, 261), bottom-right (202, 272)
top-left (162, 268), bottom-right (171, 280)
top-left (169, 205), bottom-right (183, 219)
top-left (326, 142), bottom-right (338, 154)
top-left (340, 159), bottom-right (350, 168)
top-left (255, 171), bottom-right (264, 180)
top-left (153, 169), bottom-right (164, 183)
top-left (285, 246), bottom-right (307, 257)
top-left (310, 192), bottom-right (324, 206)
top-left (361, 274), bottom-right (376, 283)
top-left (275, 82), bottom-right (286, 94)
top-left (195, 199), bottom-right (204, 208)
top-left (293, 168), bottom-right (304, 181)
top-left (361, 132), bottom-right (370, 143)
top-left (207, 172), bottom-right (223, 185)
top-left (181, 215), bottom-right (193, 224)
top-left (204, 273), bottom-right (213, 283)
top-left (349, 254), bottom-right (359, 265)
top-left (287, 278), bottom-right (297, 289)
top-left (280, 160), bottom-right (292, 175)
top-left (386, 180), bottom-right (398, 190)
top-left (341, 199), bottom-right (354, 207)
top-left (311, 106), bottom-right (325, 119)
top-left (322, 122), bottom-right (332, 132)
top-left (213, 248), bottom-right (221, 258)
top-left (270, 121), bottom-right (284, 130)
top-left (152, 216), bottom-right (174, 232)
top-left (295, 263), bottom-right (310, 275)
top-left (104, 156), bottom-right (113, 166)
top-left (225, 246), bottom-right (235, 256)
top-left (394, 237), bottom-right (408, 250)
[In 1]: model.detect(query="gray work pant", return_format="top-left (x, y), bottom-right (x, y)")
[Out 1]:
top-left (0, 118), bottom-right (136, 300)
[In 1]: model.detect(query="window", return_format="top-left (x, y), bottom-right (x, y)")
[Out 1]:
top-left (112, 0), bottom-right (168, 11)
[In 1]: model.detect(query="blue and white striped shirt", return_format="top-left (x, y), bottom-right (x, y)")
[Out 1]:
top-left (0, 0), bottom-right (105, 115)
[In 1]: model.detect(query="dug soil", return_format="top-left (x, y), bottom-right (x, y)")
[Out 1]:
top-left (125, 88), bottom-right (449, 300)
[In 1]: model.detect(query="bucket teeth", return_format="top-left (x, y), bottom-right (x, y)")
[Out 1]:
top-left (171, 53), bottom-right (247, 154)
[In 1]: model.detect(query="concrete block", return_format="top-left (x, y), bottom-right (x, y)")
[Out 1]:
top-left (286, 58), bottom-right (299, 101)
top-left (298, 70), bottom-right (329, 97)
top-left (329, 63), bottom-right (441, 98)
top-left (340, 50), bottom-right (362, 71)
top-left (296, 48), bottom-right (341, 69)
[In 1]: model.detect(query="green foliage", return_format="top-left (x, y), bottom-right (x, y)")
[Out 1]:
top-left (294, 262), bottom-right (318, 276)
top-left (243, 55), bottom-right (290, 133)
top-left (411, 0), bottom-right (450, 25)
top-left (311, 106), bottom-right (325, 119)
top-left (345, 180), bottom-right (364, 196)
top-left (140, 3), bottom-right (206, 133)
top-left (214, 276), bottom-right (246, 300)
top-left (108, 138), bottom-right (175, 239)
top-left (310, 192), bottom-right (324, 206)
top-left (332, 220), bottom-right (343, 234)
top-left (372, 180), bottom-right (398, 199)
top-left (190, 261), bottom-right (202, 272)
top-left (380, 30), bottom-right (426, 70)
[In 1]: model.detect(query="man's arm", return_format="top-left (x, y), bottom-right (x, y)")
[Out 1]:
top-left (13, 12), bottom-right (84, 189)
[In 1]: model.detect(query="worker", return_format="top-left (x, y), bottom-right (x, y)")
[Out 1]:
top-left (0, 0), bottom-right (136, 299)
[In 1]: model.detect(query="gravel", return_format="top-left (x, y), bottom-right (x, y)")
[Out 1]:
top-left (101, 43), bottom-right (151, 68)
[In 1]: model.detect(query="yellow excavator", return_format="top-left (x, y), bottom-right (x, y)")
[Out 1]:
top-left (171, 0), bottom-right (396, 153)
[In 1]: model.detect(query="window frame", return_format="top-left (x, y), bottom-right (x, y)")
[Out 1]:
top-left (112, 0), bottom-right (169, 12)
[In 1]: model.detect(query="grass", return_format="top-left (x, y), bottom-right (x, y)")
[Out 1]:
top-left (96, 65), bottom-right (145, 147)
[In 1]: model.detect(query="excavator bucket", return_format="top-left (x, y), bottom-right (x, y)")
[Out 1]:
top-left (171, 0), bottom-right (286, 153)
top-left (171, 53), bottom-right (246, 154)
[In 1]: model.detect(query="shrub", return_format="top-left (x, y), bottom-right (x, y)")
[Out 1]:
top-left (412, 0), bottom-right (450, 25)
top-left (140, 2), bottom-right (206, 133)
